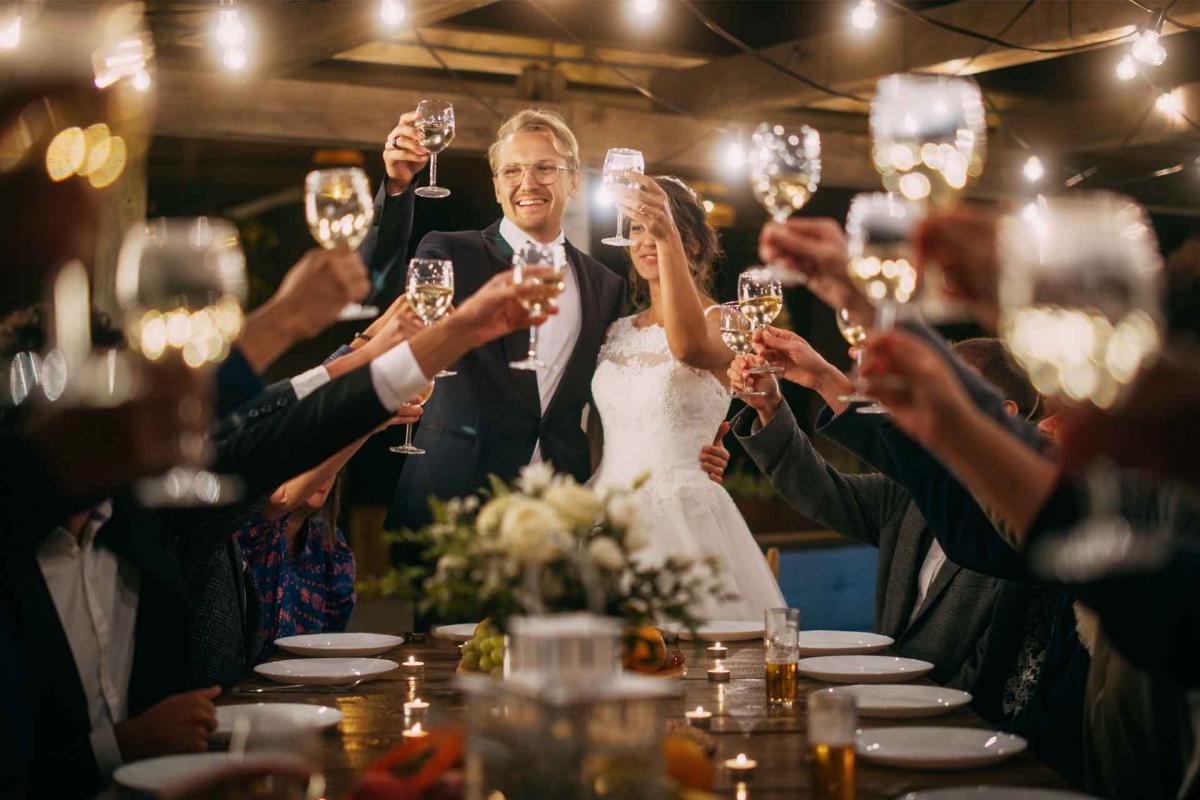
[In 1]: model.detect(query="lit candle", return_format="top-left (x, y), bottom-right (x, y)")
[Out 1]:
top-left (403, 697), bottom-right (430, 718)
top-left (402, 722), bottom-right (429, 740)
top-left (684, 706), bottom-right (712, 729)
top-left (707, 660), bottom-right (731, 682)
top-left (707, 641), bottom-right (728, 658)
top-left (724, 752), bottom-right (757, 776)
top-left (402, 655), bottom-right (425, 674)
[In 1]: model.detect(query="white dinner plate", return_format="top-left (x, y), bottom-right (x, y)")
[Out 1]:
top-left (896, 788), bottom-right (1097, 799)
top-left (830, 684), bottom-right (972, 718)
top-left (274, 632), bottom-right (405, 658)
top-left (797, 655), bottom-right (933, 683)
top-left (796, 630), bottom-right (894, 656)
top-left (433, 623), bottom-right (478, 642)
top-left (215, 703), bottom-right (343, 735)
top-left (254, 657), bottom-right (397, 685)
top-left (115, 753), bottom-right (310, 793)
top-left (856, 727), bottom-right (1028, 770)
top-left (677, 621), bottom-right (765, 641)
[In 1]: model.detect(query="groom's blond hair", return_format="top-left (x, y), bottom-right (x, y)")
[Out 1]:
top-left (487, 109), bottom-right (581, 174)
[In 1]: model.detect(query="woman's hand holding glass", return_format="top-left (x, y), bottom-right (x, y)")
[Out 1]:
top-left (611, 172), bottom-right (677, 242)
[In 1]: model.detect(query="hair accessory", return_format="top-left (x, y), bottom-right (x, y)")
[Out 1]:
top-left (656, 174), bottom-right (702, 202)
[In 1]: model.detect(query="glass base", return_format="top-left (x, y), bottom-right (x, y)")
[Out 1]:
top-left (135, 467), bottom-right (244, 507)
top-left (601, 236), bottom-right (635, 246)
top-left (415, 185), bottom-right (450, 199)
top-left (838, 391), bottom-right (874, 403)
top-left (734, 390), bottom-right (768, 399)
top-left (336, 303), bottom-right (379, 321)
top-left (389, 444), bottom-right (426, 455)
top-left (435, 369), bottom-right (456, 378)
top-left (749, 365), bottom-right (786, 375)
top-left (509, 356), bottom-right (545, 371)
top-left (856, 402), bottom-right (889, 415)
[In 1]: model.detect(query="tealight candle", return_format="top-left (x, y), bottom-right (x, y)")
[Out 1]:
top-left (684, 705), bottom-right (712, 729)
top-left (403, 697), bottom-right (430, 718)
top-left (402, 655), bottom-right (425, 674)
top-left (402, 722), bottom-right (429, 740)
top-left (724, 752), bottom-right (757, 776)
top-left (706, 641), bottom-right (728, 658)
top-left (707, 660), bottom-right (731, 682)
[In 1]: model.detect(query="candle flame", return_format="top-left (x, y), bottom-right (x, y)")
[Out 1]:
top-left (411, 722), bottom-right (423, 734)
top-left (736, 753), bottom-right (748, 764)
top-left (694, 706), bottom-right (704, 714)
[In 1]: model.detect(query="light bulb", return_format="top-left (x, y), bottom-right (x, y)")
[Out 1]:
top-left (593, 183), bottom-right (612, 207)
top-left (1156, 90), bottom-right (1182, 115)
top-left (1023, 155), bottom-right (1044, 183)
top-left (380, 0), bottom-right (406, 26)
top-left (132, 69), bottom-right (152, 92)
top-left (0, 13), bottom-right (20, 50)
top-left (1131, 29), bottom-right (1166, 66)
top-left (222, 45), bottom-right (247, 71)
top-left (850, 0), bottom-right (877, 30)
top-left (633, 0), bottom-right (659, 15)
top-left (215, 8), bottom-right (246, 47)
top-left (1116, 54), bottom-right (1137, 81)
top-left (721, 139), bottom-right (746, 172)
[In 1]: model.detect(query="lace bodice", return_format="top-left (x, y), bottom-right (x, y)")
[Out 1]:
top-left (591, 316), bottom-right (730, 491)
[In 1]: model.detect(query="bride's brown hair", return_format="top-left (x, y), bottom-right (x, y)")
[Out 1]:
top-left (627, 175), bottom-right (723, 308)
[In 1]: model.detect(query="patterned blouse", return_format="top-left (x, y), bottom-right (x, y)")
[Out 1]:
top-left (236, 511), bottom-right (356, 652)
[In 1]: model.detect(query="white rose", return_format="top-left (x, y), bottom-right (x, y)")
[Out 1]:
top-left (437, 554), bottom-right (466, 574)
top-left (515, 462), bottom-right (555, 494)
top-left (542, 482), bottom-right (603, 529)
top-left (607, 495), bottom-right (648, 551)
top-left (476, 494), bottom-right (516, 536)
top-left (498, 498), bottom-right (567, 563)
top-left (587, 536), bottom-right (625, 571)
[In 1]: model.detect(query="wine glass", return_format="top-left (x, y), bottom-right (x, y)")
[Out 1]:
top-left (835, 306), bottom-right (874, 405)
top-left (601, 148), bottom-right (644, 247)
top-left (116, 217), bottom-right (247, 506)
top-left (414, 99), bottom-right (455, 199)
top-left (509, 241), bottom-right (568, 370)
top-left (719, 301), bottom-right (767, 399)
top-left (390, 382), bottom-right (436, 456)
top-left (406, 257), bottom-right (456, 377)
top-left (228, 707), bottom-right (324, 800)
top-left (737, 268), bottom-right (785, 376)
top-left (304, 167), bottom-right (378, 321)
top-left (748, 122), bottom-right (821, 224)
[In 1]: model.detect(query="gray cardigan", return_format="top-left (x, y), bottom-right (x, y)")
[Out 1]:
top-left (732, 401), bottom-right (1007, 693)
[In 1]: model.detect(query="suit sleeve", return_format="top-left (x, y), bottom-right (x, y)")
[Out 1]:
top-left (732, 402), bottom-right (909, 548)
top-left (358, 183), bottom-right (417, 307)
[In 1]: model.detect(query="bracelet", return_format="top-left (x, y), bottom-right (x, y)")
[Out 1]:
top-left (353, 331), bottom-right (372, 342)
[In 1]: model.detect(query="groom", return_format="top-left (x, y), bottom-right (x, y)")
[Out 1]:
top-left (361, 108), bottom-right (627, 528)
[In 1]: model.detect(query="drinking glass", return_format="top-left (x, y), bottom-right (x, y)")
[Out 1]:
top-left (834, 307), bottom-right (874, 404)
top-left (509, 241), bottom-right (568, 370)
top-left (228, 707), bottom-right (324, 800)
top-left (719, 301), bottom-right (767, 399)
top-left (390, 382), bottom-right (436, 456)
top-left (808, 689), bottom-right (856, 800)
top-left (116, 217), bottom-right (247, 506)
top-left (406, 257), bottom-right (457, 377)
top-left (601, 148), bottom-right (644, 246)
top-left (304, 167), bottom-right (378, 321)
top-left (764, 607), bottom-right (799, 708)
top-left (748, 122), bottom-right (821, 224)
top-left (414, 99), bottom-right (455, 199)
top-left (737, 268), bottom-right (785, 375)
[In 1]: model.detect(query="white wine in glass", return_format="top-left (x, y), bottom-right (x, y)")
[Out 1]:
top-left (845, 193), bottom-right (919, 331)
top-left (835, 307), bottom-right (877, 407)
top-left (390, 382), bottom-right (436, 456)
top-left (406, 258), bottom-right (456, 377)
top-left (719, 301), bottom-right (767, 399)
top-left (737, 268), bottom-right (786, 376)
top-left (601, 148), bottom-right (645, 247)
top-left (510, 241), bottom-right (568, 370)
top-left (748, 122), bottom-right (821, 224)
top-left (116, 217), bottom-right (248, 507)
top-left (415, 99), bottom-right (455, 199)
top-left (304, 167), bottom-right (378, 321)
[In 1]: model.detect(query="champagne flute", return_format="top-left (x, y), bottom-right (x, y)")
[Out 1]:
top-left (748, 122), bottom-right (821, 287)
top-left (601, 148), bottom-right (644, 247)
top-left (719, 301), bottom-right (767, 399)
top-left (737, 268), bottom-right (785, 376)
top-left (304, 167), bottom-right (378, 321)
top-left (116, 217), bottom-right (247, 506)
top-left (389, 382), bottom-right (436, 456)
top-left (509, 241), bottom-right (567, 370)
top-left (414, 99), bottom-right (455, 199)
top-left (406, 257), bottom-right (456, 377)
top-left (835, 307), bottom-right (874, 405)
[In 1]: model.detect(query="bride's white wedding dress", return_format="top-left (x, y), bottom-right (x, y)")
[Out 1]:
top-left (591, 315), bottom-right (785, 621)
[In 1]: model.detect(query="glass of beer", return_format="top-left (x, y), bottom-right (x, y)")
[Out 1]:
top-left (808, 689), bottom-right (856, 800)
top-left (764, 607), bottom-right (799, 708)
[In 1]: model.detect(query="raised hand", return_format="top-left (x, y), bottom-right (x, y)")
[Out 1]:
top-left (699, 421), bottom-right (732, 484)
top-left (613, 173), bottom-right (677, 242)
top-left (453, 269), bottom-right (557, 347)
top-left (383, 110), bottom-right (431, 195)
top-left (358, 295), bottom-right (423, 345)
top-left (728, 354), bottom-right (782, 421)
top-left (273, 248), bottom-right (371, 339)
top-left (114, 686), bottom-right (220, 763)
top-left (913, 205), bottom-right (1001, 330)
top-left (759, 218), bottom-right (867, 316)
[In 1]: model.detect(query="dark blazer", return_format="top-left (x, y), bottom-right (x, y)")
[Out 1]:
top-left (731, 402), bottom-right (1011, 697)
top-left (358, 184), bottom-right (626, 529)
top-left (0, 497), bottom-right (193, 799)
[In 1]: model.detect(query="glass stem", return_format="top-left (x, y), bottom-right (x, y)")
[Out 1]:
top-left (429, 154), bottom-right (438, 188)
top-left (402, 423), bottom-right (414, 448)
top-left (876, 300), bottom-right (897, 332)
top-left (527, 324), bottom-right (539, 361)
top-left (614, 210), bottom-right (625, 241)
top-left (854, 347), bottom-right (866, 390)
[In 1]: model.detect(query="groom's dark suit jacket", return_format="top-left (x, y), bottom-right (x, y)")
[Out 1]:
top-left (359, 185), bottom-right (626, 528)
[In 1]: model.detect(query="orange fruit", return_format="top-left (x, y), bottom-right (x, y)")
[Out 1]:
top-left (622, 626), bottom-right (667, 672)
top-left (663, 734), bottom-right (714, 792)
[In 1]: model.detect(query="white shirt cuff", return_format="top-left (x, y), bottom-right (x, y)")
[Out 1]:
top-left (90, 721), bottom-right (124, 776)
top-left (369, 342), bottom-right (431, 412)
top-left (290, 366), bottom-right (331, 400)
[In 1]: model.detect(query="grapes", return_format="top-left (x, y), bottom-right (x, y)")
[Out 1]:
top-left (461, 651), bottom-right (480, 670)
top-left (459, 624), bottom-right (506, 675)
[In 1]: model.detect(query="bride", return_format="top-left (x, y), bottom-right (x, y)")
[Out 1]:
top-left (590, 173), bottom-right (785, 621)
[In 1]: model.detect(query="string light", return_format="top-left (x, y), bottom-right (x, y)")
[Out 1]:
top-left (632, 0), bottom-right (660, 17)
top-left (850, 0), bottom-right (877, 31)
top-left (593, 183), bottom-right (612, 207)
top-left (1131, 28), bottom-right (1166, 66)
top-left (1023, 154), bottom-right (1044, 182)
top-left (215, 4), bottom-right (246, 47)
top-left (222, 45), bottom-right (247, 71)
top-left (721, 138), bottom-right (746, 172)
top-left (0, 11), bottom-right (19, 49)
top-left (1116, 55), bottom-right (1137, 81)
top-left (1155, 89), bottom-right (1183, 116)
top-left (380, 0), bottom-right (406, 26)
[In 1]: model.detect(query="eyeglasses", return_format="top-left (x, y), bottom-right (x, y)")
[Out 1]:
top-left (494, 162), bottom-right (575, 186)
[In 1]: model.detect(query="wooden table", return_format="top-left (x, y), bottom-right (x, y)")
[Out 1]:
top-left (223, 639), bottom-right (1067, 799)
